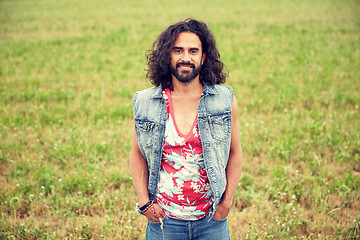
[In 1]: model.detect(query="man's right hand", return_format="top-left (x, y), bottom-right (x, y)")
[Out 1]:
top-left (143, 203), bottom-right (166, 223)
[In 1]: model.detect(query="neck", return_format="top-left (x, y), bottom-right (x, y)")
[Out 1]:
top-left (171, 76), bottom-right (204, 96)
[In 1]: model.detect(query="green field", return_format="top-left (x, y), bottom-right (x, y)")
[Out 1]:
top-left (1, 0), bottom-right (359, 239)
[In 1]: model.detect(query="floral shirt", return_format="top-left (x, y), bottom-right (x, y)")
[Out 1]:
top-left (156, 88), bottom-right (214, 220)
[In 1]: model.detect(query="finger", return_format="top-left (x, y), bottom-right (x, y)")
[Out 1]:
top-left (158, 211), bottom-right (166, 219)
top-left (154, 204), bottom-right (166, 218)
top-left (143, 208), bottom-right (159, 222)
top-left (147, 213), bottom-right (160, 222)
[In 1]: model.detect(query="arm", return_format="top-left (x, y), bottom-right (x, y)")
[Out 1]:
top-left (130, 129), bottom-right (150, 207)
top-left (130, 128), bottom-right (165, 221)
top-left (213, 95), bottom-right (243, 220)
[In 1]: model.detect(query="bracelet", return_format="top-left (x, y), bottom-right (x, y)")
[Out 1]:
top-left (139, 200), bottom-right (154, 212)
top-left (142, 201), bottom-right (154, 213)
top-left (151, 204), bottom-right (158, 217)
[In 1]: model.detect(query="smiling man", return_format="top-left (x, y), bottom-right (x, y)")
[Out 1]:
top-left (169, 33), bottom-right (204, 84)
top-left (130, 18), bottom-right (242, 240)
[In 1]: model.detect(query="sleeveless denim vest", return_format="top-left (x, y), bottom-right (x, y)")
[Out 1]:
top-left (132, 83), bottom-right (233, 216)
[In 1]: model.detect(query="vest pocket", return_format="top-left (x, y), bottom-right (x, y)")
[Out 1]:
top-left (208, 112), bottom-right (231, 141)
top-left (135, 119), bottom-right (157, 147)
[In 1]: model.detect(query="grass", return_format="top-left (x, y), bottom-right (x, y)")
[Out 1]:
top-left (0, 0), bottom-right (359, 239)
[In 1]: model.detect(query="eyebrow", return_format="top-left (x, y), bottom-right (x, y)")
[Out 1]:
top-left (173, 47), bottom-right (200, 51)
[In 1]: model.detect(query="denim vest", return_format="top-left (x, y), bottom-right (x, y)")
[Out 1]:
top-left (132, 84), bottom-right (233, 216)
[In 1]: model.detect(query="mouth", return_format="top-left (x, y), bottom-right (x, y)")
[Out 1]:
top-left (178, 66), bottom-right (193, 71)
top-left (176, 62), bottom-right (195, 71)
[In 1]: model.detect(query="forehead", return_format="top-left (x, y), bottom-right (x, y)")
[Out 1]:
top-left (174, 32), bottom-right (202, 50)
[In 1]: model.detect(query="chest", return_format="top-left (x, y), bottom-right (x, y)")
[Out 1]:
top-left (171, 97), bottom-right (200, 135)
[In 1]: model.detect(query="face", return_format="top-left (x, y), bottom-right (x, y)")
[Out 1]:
top-left (170, 32), bottom-right (206, 84)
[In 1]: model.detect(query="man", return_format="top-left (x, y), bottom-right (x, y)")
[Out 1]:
top-left (130, 18), bottom-right (242, 240)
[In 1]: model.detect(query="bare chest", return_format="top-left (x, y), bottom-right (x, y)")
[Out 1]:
top-left (172, 98), bottom-right (199, 135)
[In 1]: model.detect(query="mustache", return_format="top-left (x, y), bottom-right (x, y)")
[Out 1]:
top-left (176, 62), bottom-right (195, 68)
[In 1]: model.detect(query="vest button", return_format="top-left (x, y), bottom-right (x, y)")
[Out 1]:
top-left (154, 150), bottom-right (158, 154)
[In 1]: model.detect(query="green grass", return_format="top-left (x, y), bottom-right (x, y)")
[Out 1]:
top-left (1, 0), bottom-right (359, 239)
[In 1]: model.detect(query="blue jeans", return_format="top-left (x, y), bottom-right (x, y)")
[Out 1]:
top-left (146, 214), bottom-right (230, 240)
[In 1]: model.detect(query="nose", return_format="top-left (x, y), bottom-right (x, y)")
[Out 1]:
top-left (181, 51), bottom-right (191, 62)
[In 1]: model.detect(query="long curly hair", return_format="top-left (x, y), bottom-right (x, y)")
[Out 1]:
top-left (146, 18), bottom-right (228, 90)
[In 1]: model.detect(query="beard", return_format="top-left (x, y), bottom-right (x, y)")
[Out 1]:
top-left (170, 62), bottom-right (202, 83)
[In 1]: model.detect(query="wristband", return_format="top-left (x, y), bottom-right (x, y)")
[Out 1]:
top-left (139, 200), bottom-right (153, 212)
top-left (142, 201), bottom-right (154, 213)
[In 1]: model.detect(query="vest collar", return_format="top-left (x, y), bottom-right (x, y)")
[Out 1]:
top-left (149, 86), bottom-right (163, 99)
top-left (149, 83), bottom-right (219, 99)
top-left (203, 83), bottom-right (219, 95)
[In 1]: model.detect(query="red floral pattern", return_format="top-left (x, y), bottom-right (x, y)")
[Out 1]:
top-left (156, 89), bottom-right (214, 220)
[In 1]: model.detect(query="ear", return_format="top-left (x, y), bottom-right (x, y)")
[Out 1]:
top-left (201, 53), bottom-right (206, 65)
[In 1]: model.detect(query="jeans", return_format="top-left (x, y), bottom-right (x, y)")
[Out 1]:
top-left (146, 214), bottom-right (230, 240)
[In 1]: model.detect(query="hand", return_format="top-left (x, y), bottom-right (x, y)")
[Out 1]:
top-left (213, 201), bottom-right (232, 220)
top-left (143, 203), bottom-right (166, 223)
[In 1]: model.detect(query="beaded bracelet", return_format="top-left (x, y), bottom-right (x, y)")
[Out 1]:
top-left (151, 204), bottom-right (158, 218)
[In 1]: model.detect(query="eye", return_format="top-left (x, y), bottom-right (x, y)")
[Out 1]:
top-left (190, 49), bottom-right (198, 54)
top-left (173, 48), bottom-right (182, 54)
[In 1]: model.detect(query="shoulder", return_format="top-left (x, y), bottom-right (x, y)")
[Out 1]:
top-left (213, 84), bottom-right (233, 96)
top-left (211, 84), bottom-right (234, 103)
top-left (132, 86), bottom-right (164, 117)
top-left (133, 86), bottom-right (161, 100)
top-left (132, 86), bottom-right (163, 107)
top-left (203, 84), bottom-right (234, 113)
